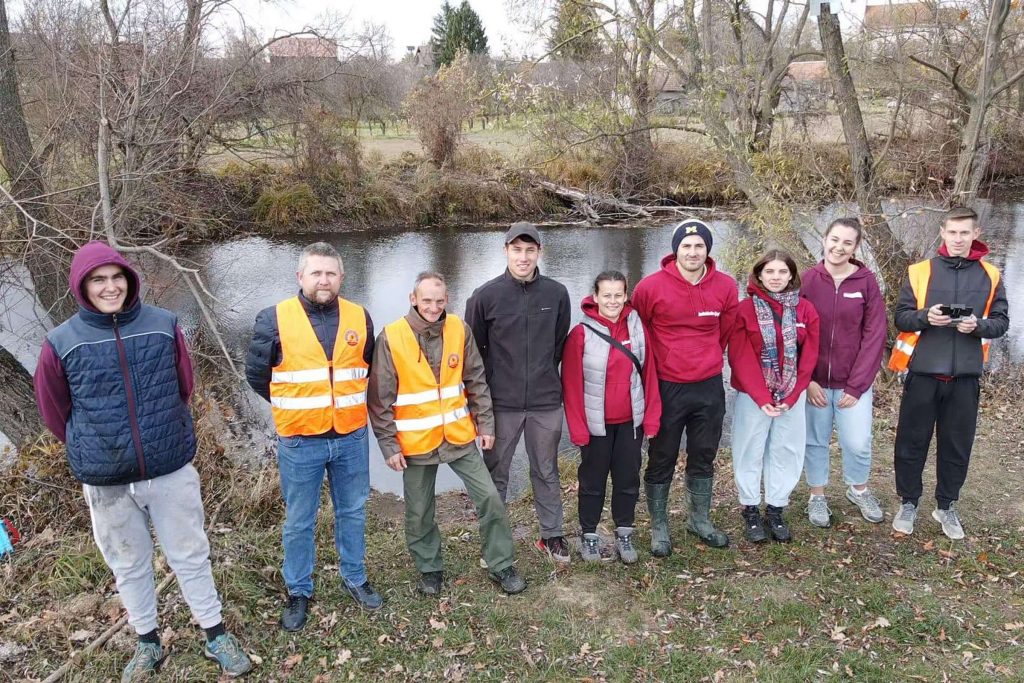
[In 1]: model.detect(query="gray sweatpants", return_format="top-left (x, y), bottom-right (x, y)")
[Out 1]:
top-left (484, 408), bottom-right (565, 539)
top-left (83, 464), bottom-right (222, 635)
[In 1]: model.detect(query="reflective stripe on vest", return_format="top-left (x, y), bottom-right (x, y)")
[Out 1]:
top-left (270, 297), bottom-right (369, 436)
top-left (887, 259), bottom-right (1000, 371)
top-left (385, 315), bottom-right (477, 456)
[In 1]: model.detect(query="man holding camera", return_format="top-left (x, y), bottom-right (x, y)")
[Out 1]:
top-left (889, 207), bottom-right (1009, 539)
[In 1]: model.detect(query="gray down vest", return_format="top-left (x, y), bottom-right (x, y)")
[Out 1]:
top-left (581, 310), bottom-right (646, 436)
top-left (46, 301), bottom-right (196, 486)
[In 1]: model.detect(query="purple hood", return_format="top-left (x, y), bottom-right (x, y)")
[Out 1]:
top-left (69, 241), bottom-right (141, 313)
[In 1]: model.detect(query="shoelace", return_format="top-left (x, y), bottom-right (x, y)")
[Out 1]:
top-left (898, 504), bottom-right (916, 520)
top-left (583, 537), bottom-right (600, 553)
top-left (618, 535), bottom-right (634, 551)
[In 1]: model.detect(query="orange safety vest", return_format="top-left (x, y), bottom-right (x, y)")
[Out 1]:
top-left (270, 297), bottom-right (369, 436)
top-left (888, 259), bottom-right (1000, 371)
top-left (385, 315), bottom-right (477, 456)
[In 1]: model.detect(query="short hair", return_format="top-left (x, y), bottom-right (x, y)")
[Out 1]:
top-left (752, 249), bottom-right (801, 292)
top-left (413, 271), bottom-right (447, 292)
top-left (297, 242), bottom-right (343, 274)
top-left (943, 207), bottom-right (978, 228)
top-left (593, 270), bottom-right (628, 294)
top-left (825, 217), bottom-right (862, 246)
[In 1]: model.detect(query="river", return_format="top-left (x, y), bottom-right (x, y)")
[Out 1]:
top-left (3, 198), bottom-right (1022, 494)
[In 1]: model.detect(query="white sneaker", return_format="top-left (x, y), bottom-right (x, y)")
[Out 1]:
top-left (892, 502), bottom-right (917, 534)
top-left (932, 506), bottom-right (965, 540)
top-left (807, 495), bottom-right (831, 528)
top-left (846, 487), bottom-right (884, 523)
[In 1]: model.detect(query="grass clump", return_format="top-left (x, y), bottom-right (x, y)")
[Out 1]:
top-left (253, 183), bottom-right (325, 232)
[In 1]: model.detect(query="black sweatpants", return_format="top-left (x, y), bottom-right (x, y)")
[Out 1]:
top-left (894, 373), bottom-right (980, 509)
top-left (644, 375), bottom-right (726, 485)
top-left (577, 422), bottom-right (643, 533)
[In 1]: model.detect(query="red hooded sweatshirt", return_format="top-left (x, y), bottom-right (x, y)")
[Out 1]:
top-left (729, 278), bottom-right (820, 408)
top-left (33, 242), bottom-right (194, 443)
top-left (630, 254), bottom-right (739, 384)
top-left (561, 297), bottom-right (662, 447)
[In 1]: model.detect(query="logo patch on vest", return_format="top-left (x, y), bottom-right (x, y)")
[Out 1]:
top-left (447, 353), bottom-right (460, 368)
top-left (345, 330), bottom-right (360, 346)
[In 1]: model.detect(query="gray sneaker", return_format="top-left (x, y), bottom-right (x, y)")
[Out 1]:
top-left (615, 527), bottom-right (639, 564)
top-left (807, 495), bottom-right (832, 528)
top-left (847, 487), bottom-right (884, 523)
top-left (121, 642), bottom-right (164, 683)
top-left (580, 533), bottom-right (601, 562)
top-left (932, 506), bottom-right (965, 540)
top-left (203, 633), bottom-right (252, 678)
top-left (892, 502), bottom-right (917, 534)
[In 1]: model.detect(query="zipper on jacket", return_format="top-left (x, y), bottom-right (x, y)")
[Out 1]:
top-left (113, 314), bottom-right (147, 479)
top-left (952, 263), bottom-right (959, 375)
top-left (523, 280), bottom-right (530, 409)
top-left (827, 277), bottom-right (840, 386)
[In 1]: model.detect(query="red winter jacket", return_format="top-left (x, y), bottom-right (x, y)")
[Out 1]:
top-left (799, 260), bottom-right (886, 399)
top-left (729, 279), bottom-right (820, 408)
top-left (631, 254), bottom-right (739, 384)
top-left (561, 298), bottom-right (662, 446)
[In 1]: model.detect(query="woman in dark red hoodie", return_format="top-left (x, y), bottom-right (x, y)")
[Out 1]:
top-left (562, 272), bottom-right (661, 564)
top-left (800, 218), bottom-right (887, 529)
top-left (728, 250), bottom-right (820, 543)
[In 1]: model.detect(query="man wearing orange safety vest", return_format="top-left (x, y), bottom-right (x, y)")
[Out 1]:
top-left (367, 272), bottom-right (526, 595)
top-left (889, 207), bottom-right (1008, 540)
top-left (246, 242), bottom-right (382, 631)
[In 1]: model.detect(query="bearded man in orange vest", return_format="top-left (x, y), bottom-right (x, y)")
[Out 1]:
top-left (890, 207), bottom-right (1008, 540)
top-left (368, 272), bottom-right (526, 596)
top-left (246, 242), bottom-right (382, 631)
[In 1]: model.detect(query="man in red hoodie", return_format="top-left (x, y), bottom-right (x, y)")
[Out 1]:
top-left (890, 207), bottom-right (1009, 540)
top-left (631, 220), bottom-right (739, 554)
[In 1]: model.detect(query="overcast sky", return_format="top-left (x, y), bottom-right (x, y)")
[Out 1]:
top-left (229, 0), bottom-right (545, 59)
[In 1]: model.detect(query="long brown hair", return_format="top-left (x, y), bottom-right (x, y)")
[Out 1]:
top-left (752, 250), bottom-right (800, 292)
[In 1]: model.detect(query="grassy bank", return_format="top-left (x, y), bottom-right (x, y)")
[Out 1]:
top-left (1, 383), bottom-right (1022, 681)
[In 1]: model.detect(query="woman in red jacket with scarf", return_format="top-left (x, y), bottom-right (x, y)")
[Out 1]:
top-left (729, 250), bottom-right (820, 543)
top-left (562, 272), bottom-right (661, 564)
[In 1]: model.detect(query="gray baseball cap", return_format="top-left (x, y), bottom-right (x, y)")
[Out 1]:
top-left (505, 222), bottom-right (541, 245)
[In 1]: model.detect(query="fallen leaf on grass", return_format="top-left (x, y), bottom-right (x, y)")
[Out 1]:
top-left (429, 617), bottom-right (447, 630)
top-left (282, 653), bottom-right (303, 673)
top-left (335, 649), bottom-right (352, 666)
top-left (69, 629), bottom-right (95, 643)
top-left (1003, 622), bottom-right (1024, 631)
top-left (922, 540), bottom-right (935, 551)
top-left (432, 637), bottom-right (445, 648)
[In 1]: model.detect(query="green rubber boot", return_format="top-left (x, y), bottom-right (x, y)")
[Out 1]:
top-left (685, 475), bottom-right (729, 548)
top-left (645, 482), bottom-right (673, 557)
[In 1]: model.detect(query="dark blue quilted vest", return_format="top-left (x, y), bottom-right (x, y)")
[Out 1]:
top-left (46, 301), bottom-right (196, 485)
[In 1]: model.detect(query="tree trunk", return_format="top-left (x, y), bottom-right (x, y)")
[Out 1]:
top-left (819, 4), bottom-right (909, 299)
top-left (0, 0), bottom-right (75, 323)
top-left (0, 345), bottom-right (43, 448)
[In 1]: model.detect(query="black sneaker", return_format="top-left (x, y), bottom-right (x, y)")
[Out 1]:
top-left (536, 536), bottom-right (571, 563)
top-left (488, 566), bottom-right (527, 594)
top-left (343, 580), bottom-right (383, 611)
top-left (280, 595), bottom-right (309, 632)
top-left (764, 505), bottom-right (792, 543)
top-left (741, 506), bottom-right (768, 543)
top-left (417, 571), bottom-right (444, 596)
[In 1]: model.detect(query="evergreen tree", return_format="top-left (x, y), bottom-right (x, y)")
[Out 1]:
top-left (430, 0), bottom-right (488, 68)
top-left (548, 0), bottom-right (602, 61)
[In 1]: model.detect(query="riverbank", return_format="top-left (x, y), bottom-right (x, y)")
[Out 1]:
top-left (1, 379), bottom-right (1022, 681)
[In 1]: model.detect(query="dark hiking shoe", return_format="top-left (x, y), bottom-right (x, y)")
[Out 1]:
top-left (742, 505), bottom-right (768, 543)
top-left (343, 580), bottom-right (383, 611)
top-left (536, 536), bottom-right (571, 563)
top-left (280, 595), bottom-right (309, 632)
top-left (764, 505), bottom-right (792, 542)
top-left (121, 641), bottom-right (164, 683)
top-left (489, 566), bottom-right (527, 594)
top-left (418, 571), bottom-right (444, 596)
top-left (203, 633), bottom-right (252, 678)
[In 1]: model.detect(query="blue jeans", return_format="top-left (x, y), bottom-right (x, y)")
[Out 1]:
top-left (804, 388), bottom-right (873, 488)
top-left (277, 428), bottom-right (370, 596)
top-left (731, 391), bottom-right (806, 508)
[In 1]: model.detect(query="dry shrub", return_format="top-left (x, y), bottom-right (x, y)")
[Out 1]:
top-left (253, 183), bottom-right (325, 231)
top-left (408, 165), bottom-right (552, 226)
top-left (405, 53), bottom-right (480, 168)
top-left (649, 143), bottom-right (740, 204)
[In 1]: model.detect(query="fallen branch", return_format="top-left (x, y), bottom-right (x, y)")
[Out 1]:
top-left (531, 177), bottom-right (715, 223)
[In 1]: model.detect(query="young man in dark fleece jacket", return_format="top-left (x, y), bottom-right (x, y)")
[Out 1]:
top-left (34, 242), bottom-right (251, 681)
top-left (367, 272), bottom-right (525, 595)
top-left (891, 207), bottom-right (1009, 540)
top-left (464, 222), bottom-right (572, 563)
top-left (630, 220), bottom-right (739, 554)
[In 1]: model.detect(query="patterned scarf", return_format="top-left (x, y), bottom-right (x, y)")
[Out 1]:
top-left (753, 289), bottom-right (800, 404)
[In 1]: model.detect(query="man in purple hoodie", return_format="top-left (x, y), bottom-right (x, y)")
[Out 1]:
top-left (34, 242), bottom-right (251, 681)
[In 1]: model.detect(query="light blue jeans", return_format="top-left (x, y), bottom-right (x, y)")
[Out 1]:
top-left (277, 428), bottom-right (370, 597)
top-left (731, 391), bottom-right (807, 508)
top-left (804, 387), bottom-right (873, 488)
